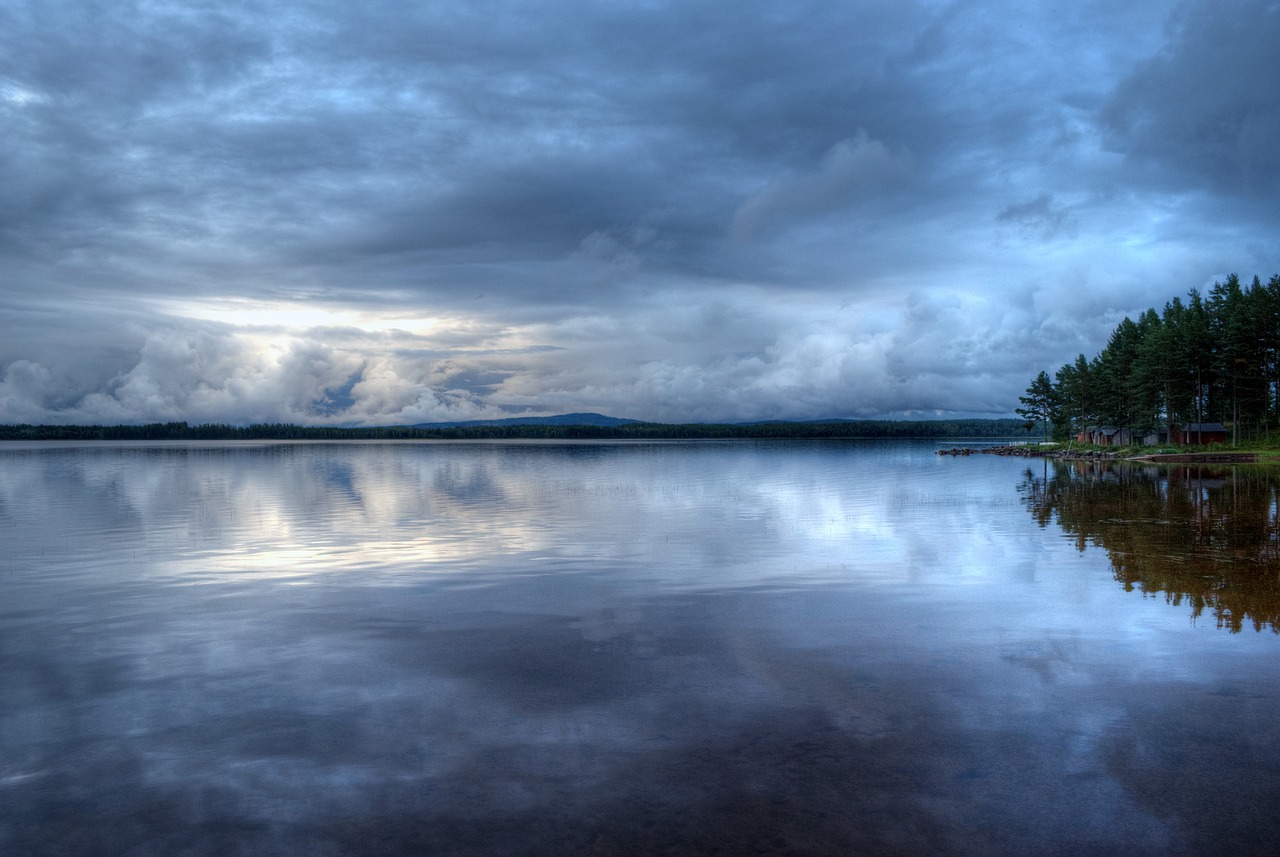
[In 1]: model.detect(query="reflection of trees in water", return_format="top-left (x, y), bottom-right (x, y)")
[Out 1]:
top-left (1020, 461), bottom-right (1280, 633)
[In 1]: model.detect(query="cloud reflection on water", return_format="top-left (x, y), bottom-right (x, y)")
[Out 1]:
top-left (2, 440), bottom-right (1025, 589)
top-left (3, 442), bottom-right (1280, 855)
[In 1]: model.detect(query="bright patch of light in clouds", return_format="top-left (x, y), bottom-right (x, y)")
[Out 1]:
top-left (162, 299), bottom-right (442, 336)
top-left (1, 79), bottom-right (46, 105)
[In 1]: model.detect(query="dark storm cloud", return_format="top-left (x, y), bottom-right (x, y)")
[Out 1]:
top-left (996, 193), bottom-right (1079, 240)
top-left (4, 0), bottom-right (954, 288)
top-left (0, 1), bottom-right (270, 251)
top-left (1, 0), bottom-right (1277, 423)
top-left (273, 0), bottom-right (965, 300)
top-left (1101, 0), bottom-right (1280, 199)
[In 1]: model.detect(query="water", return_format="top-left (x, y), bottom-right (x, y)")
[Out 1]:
top-left (2, 440), bottom-right (1279, 855)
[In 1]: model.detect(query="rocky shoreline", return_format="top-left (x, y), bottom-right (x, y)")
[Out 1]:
top-left (937, 445), bottom-right (1117, 460)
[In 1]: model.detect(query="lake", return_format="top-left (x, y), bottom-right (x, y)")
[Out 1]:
top-left (2, 440), bottom-right (1279, 855)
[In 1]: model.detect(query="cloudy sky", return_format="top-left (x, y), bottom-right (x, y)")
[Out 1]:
top-left (2, 0), bottom-right (1277, 425)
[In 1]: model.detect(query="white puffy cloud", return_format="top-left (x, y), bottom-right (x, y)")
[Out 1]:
top-left (0, 323), bottom-right (471, 426)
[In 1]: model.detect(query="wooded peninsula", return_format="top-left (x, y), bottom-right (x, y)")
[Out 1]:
top-left (1020, 273), bottom-right (1280, 445)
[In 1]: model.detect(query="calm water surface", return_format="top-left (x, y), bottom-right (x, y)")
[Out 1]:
top-left (2, 440), bottom-right (1279, 855)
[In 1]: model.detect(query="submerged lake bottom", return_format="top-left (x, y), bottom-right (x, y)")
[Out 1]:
top-left (3, 440), bottom-right (1280, 855)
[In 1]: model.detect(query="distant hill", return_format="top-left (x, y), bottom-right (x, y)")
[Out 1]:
top-left (410, 412), bottom-right (640, 429)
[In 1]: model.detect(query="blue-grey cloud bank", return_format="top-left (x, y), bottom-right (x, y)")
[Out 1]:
top-left (2, 0), bottom-right (1277, 425)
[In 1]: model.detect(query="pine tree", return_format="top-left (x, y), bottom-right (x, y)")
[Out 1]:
top-left (1017, 370), bottom-right (1055, 443)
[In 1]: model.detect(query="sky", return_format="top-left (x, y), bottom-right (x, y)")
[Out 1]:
top-left (2, 0), bottom-right (1278, 426)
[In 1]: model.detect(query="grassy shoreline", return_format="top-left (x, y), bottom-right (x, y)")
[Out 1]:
top-left (1009, 439), bottom-right (1280, 463)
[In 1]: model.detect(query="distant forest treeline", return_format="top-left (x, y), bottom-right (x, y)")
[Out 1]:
top-left (1021, 273), bottom-right (1280, 442)
top-left (0, 418), bottom-right (1033, 442)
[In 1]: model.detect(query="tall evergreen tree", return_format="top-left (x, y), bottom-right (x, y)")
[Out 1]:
top-left (1017, 370), bottom-right (1055, 443)
top-left (1184, 289), bottom-right (1213, 431)
top-left (1097, 317), bottom-right (1143, 429)
top-left (1053, 354), bottom-right (1093, 440)
top-left (1158, 297), bottom-right (1194, 433)
top-left (1268, 275), bottom-right (1280, 424)
top-left (1130, 308), bottom-right (1165, 430)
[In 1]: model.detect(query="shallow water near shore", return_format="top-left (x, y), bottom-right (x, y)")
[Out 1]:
top-left (3, 440), bottom-right (1280, 855)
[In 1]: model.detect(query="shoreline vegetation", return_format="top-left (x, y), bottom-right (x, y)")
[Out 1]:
top-left (939, 442), bottom-right (1276, 464)
top-left (0, 418), bottom-right (1036, 442)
